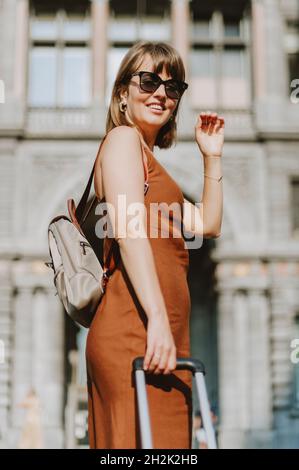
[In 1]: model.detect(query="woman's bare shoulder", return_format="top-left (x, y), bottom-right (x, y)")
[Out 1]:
top-left (106, 125), bottom-right (140, 141)
top-left (94, 126), bottom-right (143, 200)
top-left (96, 126), bottom-right (140, 167)
top-left (100, 126), bottom-right (142, 163)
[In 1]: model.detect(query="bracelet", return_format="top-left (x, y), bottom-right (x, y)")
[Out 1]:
top-left (204, 173), bottom-right (223, 182)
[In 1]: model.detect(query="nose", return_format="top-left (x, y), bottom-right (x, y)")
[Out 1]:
top-left (153, 82), bottom-right (167, 98)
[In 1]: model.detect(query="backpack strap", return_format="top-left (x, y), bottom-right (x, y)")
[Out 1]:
top-left (75, 134), bottom-right (108, 224)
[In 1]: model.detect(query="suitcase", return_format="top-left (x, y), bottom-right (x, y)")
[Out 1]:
top-left (132, 356), bottom-right (218, 449)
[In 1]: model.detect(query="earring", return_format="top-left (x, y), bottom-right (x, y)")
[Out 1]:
top-left (119, 101), bottom-right (127, 113)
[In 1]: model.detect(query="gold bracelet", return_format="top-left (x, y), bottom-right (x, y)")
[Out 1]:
top-left (204, 173), bottom-right (223, 182)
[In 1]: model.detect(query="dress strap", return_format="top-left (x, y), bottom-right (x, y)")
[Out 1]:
top-left (130, 126), bottom-right (150, 195)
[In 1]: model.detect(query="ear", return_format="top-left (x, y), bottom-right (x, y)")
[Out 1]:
top-left (120, 90), bottom-right (128, 101)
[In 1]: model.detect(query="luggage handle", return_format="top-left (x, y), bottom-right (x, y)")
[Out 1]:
top-left (132, 356), bottom-right (218, 450)
top-left (133, 356), bottom-right (206, 374)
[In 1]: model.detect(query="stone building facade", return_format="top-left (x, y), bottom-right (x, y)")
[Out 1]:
top-left (0, 0), bottom-right (299, 448)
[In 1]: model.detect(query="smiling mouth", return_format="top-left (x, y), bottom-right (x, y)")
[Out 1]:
top-left (146, 105), bottom-right (165, 113)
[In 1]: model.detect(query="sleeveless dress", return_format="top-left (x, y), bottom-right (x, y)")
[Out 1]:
top-left (85, 130), bottom-right (193, 449)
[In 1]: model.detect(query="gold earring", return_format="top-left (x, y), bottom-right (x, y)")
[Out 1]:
top-left (119, 101), bottom-right (127, 113)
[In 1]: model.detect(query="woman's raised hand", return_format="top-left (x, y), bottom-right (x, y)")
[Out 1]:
top-left (195, 111), bottom-right (225, 158)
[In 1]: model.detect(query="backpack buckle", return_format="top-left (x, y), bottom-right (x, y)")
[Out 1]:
top-left (101, 269), bottom-right (110, 292)
top-left (44, 261), bottom-right (54, 270)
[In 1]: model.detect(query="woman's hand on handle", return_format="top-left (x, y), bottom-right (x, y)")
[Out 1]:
top-left (143, 313), bottom-right (177, 375)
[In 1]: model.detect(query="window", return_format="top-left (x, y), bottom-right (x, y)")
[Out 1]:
top-left (289, 53), bottom-right (299, 83)
top-left (28, 1), bottom-right (91, 108)
top-left (189, 0), bottom-right (251, 110)
top-left (224, 18), bottom-right (241, 38)
top-left (285, 20), bottom-right (299, 88)
top-left (107, 0), bottom-right (171, 106)
top-left (108, 0), bottom-right (171, 42)
top-left (291, 178), bottom-right (299, 238)
top-left (106, 46), bottom-right (130, 108)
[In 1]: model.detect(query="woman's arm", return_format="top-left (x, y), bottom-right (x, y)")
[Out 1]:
top-left (182, 112), bottom-right (224, 239)
top-left (200, 155), bottom-right (223, 237)
top-left (97, 125), bottom-right (168, 320)
top-left (183, 194), bottom-right (221, 239)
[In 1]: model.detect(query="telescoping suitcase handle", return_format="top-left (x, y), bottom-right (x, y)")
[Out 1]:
top-left (132, 356), bottom-right (218, 450)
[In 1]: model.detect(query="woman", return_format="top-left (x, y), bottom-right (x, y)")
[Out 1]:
top-left (85, 40), bottom-right (224, 449)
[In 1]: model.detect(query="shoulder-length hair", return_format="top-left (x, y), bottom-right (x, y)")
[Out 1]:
top-left (105, 41), bottom-right (187, 149)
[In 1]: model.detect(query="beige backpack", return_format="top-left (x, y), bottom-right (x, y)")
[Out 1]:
top-left (45, 132), bottom-right (149, 328)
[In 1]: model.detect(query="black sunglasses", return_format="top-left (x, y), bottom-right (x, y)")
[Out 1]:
top-left (130, 71), bottom-right (188, 100)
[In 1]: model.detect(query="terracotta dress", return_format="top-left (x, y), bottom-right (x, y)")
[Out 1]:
top-left (85, 132), bottom-right (193, 449)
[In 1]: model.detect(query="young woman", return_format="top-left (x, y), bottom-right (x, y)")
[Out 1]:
top-left (85, 40), bottom-right (224, 449)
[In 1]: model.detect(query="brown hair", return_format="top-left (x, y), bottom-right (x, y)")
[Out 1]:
top-left (105, 41), bottom-right (187, 149)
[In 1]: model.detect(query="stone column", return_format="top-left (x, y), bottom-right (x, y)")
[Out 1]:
top-left (253, 0), bottom-right (290, 126)
top-left (217, 259), bottom-right (273, 448)
top-left (0, 0), bottom-right (29, 129)
top-left (14, 0), bottom-right (29, 103)
top-left (11, 282), bottom-right (65, 449)
top-left (247, 288), bottom-right (272, 430)
top-left (0, 267), bottom-right (13, 449)
top-left (91, 0), bottom-right (109, 107)
top-left (217, 285), bottom-right (244, 448)
top-left (262, 0), bottom-right (289, 99)
top-left (270, 278), bottom-right (294, 409)
top-left (0, 0), bottom-right (17, 95)
top-left (34, 287), bottom-right (65, 448)
top-left (233, 290), bottom-right (251, 433)
top-left (11, 286), bottom-right (34, 431)
top-left (251, 0), bottom-right (267, 101)
top-left (171, 0), bottom-right (190, 77)
top-left (218, 287), bottom-right (253, 448)
top-left (170, 0), bottom-right (192, 133)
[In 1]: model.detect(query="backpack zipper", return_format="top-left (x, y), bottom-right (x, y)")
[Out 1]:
top-left (44, 260), bottom-right (54, 270)
top-left (80, 241), bottom-right (90, 255)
